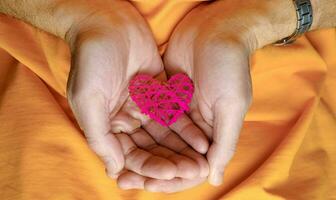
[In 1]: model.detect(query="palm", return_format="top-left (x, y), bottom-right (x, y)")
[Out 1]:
top-left (68, 25), bottom-right (162, 171)
top-left (111, 99), bottom-right (209, 192)
top-left (164, 2), bottom-right (252, 185)
top-left (67, 1), bottom-right (210, 192)
top-left (67, 1), bottom-right (164, 179)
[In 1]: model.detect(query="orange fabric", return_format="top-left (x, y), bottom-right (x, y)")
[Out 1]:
top-left (0, 1), bottom-right (335, 199)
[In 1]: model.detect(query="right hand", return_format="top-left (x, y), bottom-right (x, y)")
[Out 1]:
top-left (66, 1), bottom-right (164, 177)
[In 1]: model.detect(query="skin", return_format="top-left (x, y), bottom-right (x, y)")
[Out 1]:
top-left (111, 99), bottom-right (209, 192)
top-left (1, 0), bottom-right (336, 193)
top-left (0, 0), bottom-right (210, 188)
top-left (163, 0), bottom-right (336, 187)
top-left (64, 2), bottom-right (209, 180)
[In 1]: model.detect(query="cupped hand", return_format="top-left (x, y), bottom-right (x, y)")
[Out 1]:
top-left (110, 98), bottom-right (209, 193)
top-left (66, 1), bottom-right (210, 188)
top-left (164, 1), bottom-right (258, 186)
top-left (66, 1), bottom-right (164, 177)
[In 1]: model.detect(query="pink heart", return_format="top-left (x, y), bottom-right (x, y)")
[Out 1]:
top-left (128, 73), bottom-right (194, 126)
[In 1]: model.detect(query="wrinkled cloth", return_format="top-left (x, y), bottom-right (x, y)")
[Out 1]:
top-left (0, 1), bottom-right (335, 199)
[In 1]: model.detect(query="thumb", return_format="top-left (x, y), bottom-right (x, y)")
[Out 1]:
top-left (68, 92), bottom-right (125, 177)
top-left (207, 99), bottom-right (249, 186)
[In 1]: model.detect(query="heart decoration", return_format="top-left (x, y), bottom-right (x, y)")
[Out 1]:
top-left (128, 73), bottom-right (194, 126)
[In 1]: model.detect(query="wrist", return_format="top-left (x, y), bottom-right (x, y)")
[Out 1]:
top-left (248, 0), bottom-right (298, 49)
top-left (0, 1), bottom-right (80, 39)
top-left (0, 0), bottom-right (122, 48)
top-left (252, 0), bottom-right (324, 48)
top-left (64, 1), bottom-right (143, 53)
top-left (199, 0), bottom-right (298, 52)
top-left (309, 0), bottom-right (320, 29)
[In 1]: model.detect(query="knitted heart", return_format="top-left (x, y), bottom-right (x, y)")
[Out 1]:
top-left (128, 73), bottom-right (194, 126)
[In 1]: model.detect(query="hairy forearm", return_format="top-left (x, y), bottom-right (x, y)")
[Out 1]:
top-left (0, 0), bottom-right (134, 51)
top-left (312, 0), bottom-right (336, 29)
top-left (259, 0), bottom-right (336, 47)
top-left (1, 1), bottom-right (74, 39)
top-left (209, 0), bottom-right (336, 50)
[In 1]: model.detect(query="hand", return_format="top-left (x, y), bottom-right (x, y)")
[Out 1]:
top-left (110, 98), bottom-right (209, 193)
top-left (66, 1), bottom-right (210, 185)
top-left (0, 0), bottom-right (211, 190)
top-left (163, 1), bottom-right (295, 186)
top-left (66, 1), bottom-right (164, 177)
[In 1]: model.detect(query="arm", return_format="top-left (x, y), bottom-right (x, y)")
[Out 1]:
top-left (0, 1), bottom-right (211, 193)
top-left (0, 0), bottom-right (89, 42)
top-left (164, 0), bottom-right (336, 186)
top-left (0, 0), bottom-right (129, 176)
top-left (249, 0), bottom-right (336, 49)
top-left (312, 0), bottom-right (336, 29)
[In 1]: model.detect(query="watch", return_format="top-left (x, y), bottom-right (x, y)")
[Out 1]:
top-left (275, 0), bottom-right (313, 45)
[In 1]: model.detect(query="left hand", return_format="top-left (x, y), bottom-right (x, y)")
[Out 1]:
top-left (164, 0), bottom-right (296, 186)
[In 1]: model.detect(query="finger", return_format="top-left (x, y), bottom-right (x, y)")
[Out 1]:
top-left (180, 147), bottom-right (209, 178)
top-left (189, 104), bottom-right (213, 139)
top-left (128, 128), bottom-right (168, 152)
top-left (115, 133), bottom-right (177, 180)
top-left (111, 91), bottom-right (207, 179)
top-left (117, 171), bottom-right (206, 193)
top-left (207, 101), bottom-right (248, 186)
top-left (121, 98), bottom-right (150, 124)
top-left (122, 99), bottom-right (190, 152)
top-left (110, 111), bottom-right (141, 133)
top-left (123, 99), bottom-right (189, 152)
top-left (117, 171), bottom-right (146, 190)
top-left (142, 120), bottom-right (189, 152)
top-left (151, 146), bottom-right (200, 179)
top-left (145, 177), bottom-right (206, 193)
top-left (69, 94), bottom-right (125, 177)
top-left (123, 97), bottom-right (204, 155)
top-left (169, 114), bottom-right (209, 154)
top-left (111, 108), bottom-right (201, 178)
top-left (130, 128), bottom-right (200, 179)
